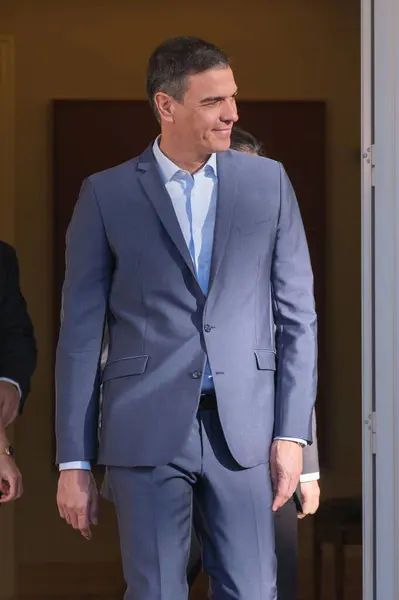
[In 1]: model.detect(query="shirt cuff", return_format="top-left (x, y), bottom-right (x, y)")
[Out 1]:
top-left (300, 471), bottom-right (320, 483)
top-left (59, 461), bottom-right (91, 471)
top-left (0, 377), bottom-right (22, 399)
top-left (274, 436), bottom-right (308, 447)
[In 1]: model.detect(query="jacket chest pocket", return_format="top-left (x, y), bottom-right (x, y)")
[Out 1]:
top-left (235, 217), bottom-right (275, 237)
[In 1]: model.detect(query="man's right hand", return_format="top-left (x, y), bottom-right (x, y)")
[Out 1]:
top-left (0, 426), bottom-right (23, 503)
top-left (57, 469), bottom-right (98, 539)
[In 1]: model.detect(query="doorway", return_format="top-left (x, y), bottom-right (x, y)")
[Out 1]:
top-left (0, 0), bottom-right (368, 598)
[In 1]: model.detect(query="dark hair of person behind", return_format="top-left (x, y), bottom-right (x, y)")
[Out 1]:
top-left (230, 126), bottom-right (264, 156)
top-left (146, 37), bottom-right (230, 118)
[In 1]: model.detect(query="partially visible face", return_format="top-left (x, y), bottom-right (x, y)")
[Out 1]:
top-left (158, 66), bottom-right (239, 156)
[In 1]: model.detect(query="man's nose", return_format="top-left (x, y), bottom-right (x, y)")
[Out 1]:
top-left (221, 99), bottom-right (239, 123)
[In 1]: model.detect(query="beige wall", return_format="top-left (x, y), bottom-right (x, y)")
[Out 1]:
top-left (0, 0), bottom-right (361, 568)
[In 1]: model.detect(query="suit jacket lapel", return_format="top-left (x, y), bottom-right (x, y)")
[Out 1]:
top-left (208, 151), bottom-right (238, 290)
top-left (137, 145), bottom-right (198, 282)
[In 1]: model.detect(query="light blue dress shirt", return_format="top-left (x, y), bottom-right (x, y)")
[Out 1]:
top-left (60, 140), bottom-right (318, 481)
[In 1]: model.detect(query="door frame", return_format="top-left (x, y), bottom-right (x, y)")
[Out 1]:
top-left (374, 0), bottom-right (399, 597)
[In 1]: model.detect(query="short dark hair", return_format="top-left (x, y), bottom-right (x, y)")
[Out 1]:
top-left (146, 37), bottom-right (230, 117)
top-left (230, 126), bottom-right (264, 156)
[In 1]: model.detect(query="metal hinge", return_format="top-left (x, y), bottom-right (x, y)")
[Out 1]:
top-left (365, 411), bottom-right (377, 454)
top-left (371, 410), bottom-right (376, 454)
top-left (363, 145), bottom-right (376, 187)
top-left (370, 144), bottom-right (376, 187)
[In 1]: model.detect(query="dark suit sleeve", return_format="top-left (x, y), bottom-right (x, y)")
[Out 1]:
top-left (302, 409), bottom-right (320, 475)
top-left (0, 243), bottom-right (37, 408)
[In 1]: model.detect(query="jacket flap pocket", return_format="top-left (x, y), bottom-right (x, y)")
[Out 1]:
top-left (102, 355), bottom-right (149, 382)
top-left (254, 349), bottom-right (276, 371)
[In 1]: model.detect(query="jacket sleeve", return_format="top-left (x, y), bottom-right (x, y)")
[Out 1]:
top-left (271, 164), bottom-right (318, 443)
top-left (0, 243), bottom-right (37, 408)
top-left (55, 178), bottom-right (112, 464)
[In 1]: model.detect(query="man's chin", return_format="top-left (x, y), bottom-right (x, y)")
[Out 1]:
top-left (210, 137), bottom-right (231, 153)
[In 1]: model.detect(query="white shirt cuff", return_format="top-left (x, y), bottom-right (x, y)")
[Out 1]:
top-left (59, 461), bottom-right (91, 471)
top-left (0, 377), bottom-right (22, 399)
top-left (300, 471), bottom-right (320, 482)
top-left (274, 436), bottom-right (308, 447)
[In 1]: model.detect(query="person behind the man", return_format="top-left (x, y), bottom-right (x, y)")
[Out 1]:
top-left (0, 241), bottom-right (37, 502)
top-left (55, 37), bottom-right (317, 600)
top-left (186, 125), bottom-right (321, 599)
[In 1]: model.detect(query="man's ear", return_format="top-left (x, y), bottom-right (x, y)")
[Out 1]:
top-left (154, 92), bottom-right (175, 124)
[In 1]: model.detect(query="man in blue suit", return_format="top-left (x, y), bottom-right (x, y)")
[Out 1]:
top-left (55, 37), bottom-right (317, 600)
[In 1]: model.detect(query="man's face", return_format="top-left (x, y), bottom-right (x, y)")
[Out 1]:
top-left (168, 67), bottom-right (239, 154)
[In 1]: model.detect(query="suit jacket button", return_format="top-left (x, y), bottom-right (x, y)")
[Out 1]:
top-left (191, 370), bottom-right (202, 379)
top-left (204, 324), bottom-right (212, 333)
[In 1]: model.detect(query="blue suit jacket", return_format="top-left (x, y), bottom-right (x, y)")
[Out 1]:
top-left (55, 145), bottom-right (317, 468)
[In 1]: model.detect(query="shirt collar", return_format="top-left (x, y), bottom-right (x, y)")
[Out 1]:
top-left (152, 136), bottom-right (217, 184)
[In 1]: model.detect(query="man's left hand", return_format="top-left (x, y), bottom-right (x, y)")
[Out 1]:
top-left (270, 439), bottom-right (303, 512)
top-left (297, 480), bottom-right (320, 519)
top-left (0, 381), bottom-right (19, 427)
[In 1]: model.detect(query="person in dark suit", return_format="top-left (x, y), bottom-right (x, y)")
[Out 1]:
top-left (0, 240), bottom-right (37, 502)
top-left (186, 126), bottom-right (321, 599)
top-left (55, 37), bottom-right (317, 600)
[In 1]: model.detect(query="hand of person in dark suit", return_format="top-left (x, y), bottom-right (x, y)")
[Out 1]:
top-left (0, 380), bottom-right (19, 427)
top-left (0, 454), bottom-right (23, 503)
top-left (270, 440), bottom-right (303, 512)
top-left (0, 424), bottom-right (23, 503)
top-left (57, 470), bottom-right (99, 540)
top-left (297, 480), bottom-right (320, 519)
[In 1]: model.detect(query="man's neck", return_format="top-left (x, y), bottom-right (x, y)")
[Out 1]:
top-left (159, 137), bottom-right (211, 175)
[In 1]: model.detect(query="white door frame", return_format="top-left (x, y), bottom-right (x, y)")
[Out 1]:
top-left (363, 0), bottom-right (399, 598)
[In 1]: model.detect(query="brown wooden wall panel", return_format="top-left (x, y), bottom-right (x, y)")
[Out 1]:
top-left (53, 99), bottom-right (327, 464)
